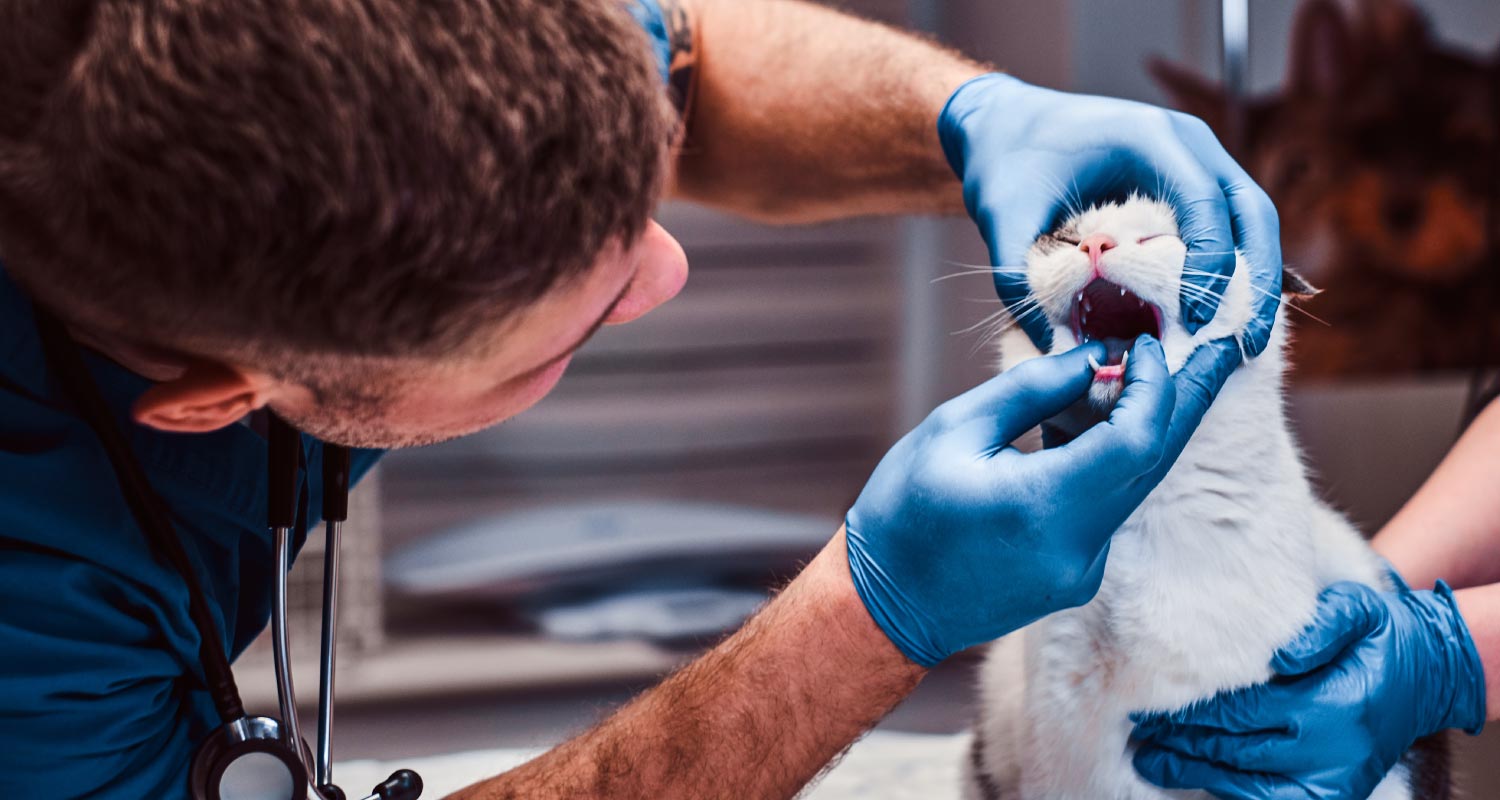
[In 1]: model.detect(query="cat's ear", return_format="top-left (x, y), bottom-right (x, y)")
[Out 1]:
top-left (1354, 0), bottom-right (1430, 52)
top-left (1289, 0), bottom-right (1353, 98)
top-left (1281, 265), bottom-right (1320, 300)
top-left (1147, 58), bottom-right (1226, 133)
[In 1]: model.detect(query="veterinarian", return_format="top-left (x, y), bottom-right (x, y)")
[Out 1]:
top-left (0, 1), bottom-right (1282, 798)
top-left (1131, 397), bottom-right (1500, 800)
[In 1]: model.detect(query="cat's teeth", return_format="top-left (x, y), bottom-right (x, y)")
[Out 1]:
top-left (1119, 286), bottom-right (1126, 297)
top-left (1083, 298), bottom-right (1092, 313)
top-left (1086, 353), bottom-right (1103, 373)
top-left (1121, 350), bottom-right (1130, 372)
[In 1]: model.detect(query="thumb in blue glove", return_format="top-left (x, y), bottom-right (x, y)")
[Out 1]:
top-left (1130, 580), bottom-right (1487, 800)
top-left (847, 335), bottom-right (1242, 667)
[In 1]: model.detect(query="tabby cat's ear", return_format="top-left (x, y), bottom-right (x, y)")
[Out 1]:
top-left (1146, 58), bottom-right (1226, 133)
top-left (1354, 0), bottom-right (1431, 53)
top-left (1289, 0), bottom-right (1353, 98)
top-left (1281, 265), bottom-right (1320, 300)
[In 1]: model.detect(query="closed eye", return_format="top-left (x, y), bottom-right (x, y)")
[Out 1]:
top-left (1137, 233), bottom-right (1178, 244)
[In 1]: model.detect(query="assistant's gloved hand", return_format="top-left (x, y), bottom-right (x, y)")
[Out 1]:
top-left (846, 335), bottom-right (1243, 667)
top-left (1131, 579), bottom-right (1488, 800)
top-left (938, 73), bottom-right (1282, 356)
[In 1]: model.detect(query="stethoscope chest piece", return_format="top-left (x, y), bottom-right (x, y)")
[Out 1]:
top-left (191, 716), bottom-right (309, 800)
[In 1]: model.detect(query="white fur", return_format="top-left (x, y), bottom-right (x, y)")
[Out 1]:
top-left (965, 198), bottom-right (1411, 800)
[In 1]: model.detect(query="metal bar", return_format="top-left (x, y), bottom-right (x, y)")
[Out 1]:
top-left (1221, 0), bottom-right (1250, 149)
top-left (316, 519), bottom-right (343, 787)
top-left (271, 525), bottom-right (306, 767)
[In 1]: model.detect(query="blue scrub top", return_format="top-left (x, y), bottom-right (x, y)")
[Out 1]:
top-left (0, 4), bottom-right (672, 797)
top-left (0, 266), bottom-right (384, 797)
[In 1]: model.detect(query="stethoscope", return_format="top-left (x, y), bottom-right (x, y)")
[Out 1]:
top-left (33, 307), bottom-right (422, 800)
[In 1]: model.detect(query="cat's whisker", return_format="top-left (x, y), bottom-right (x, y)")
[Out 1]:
top-left (930, 267), bottom-right (1028, 285)
top-left (941, 259), bottom-right (1030, 271)
top-left (953, 307), bottom-right (1019, 337)
top-left (1177, 276), bottom-right (1332, 328)
top-left (935, 261), bottom-right (1031, 279)
top-left (1279, 300), bottom-right (1332, 327)
top-left (1177, 285), bottom-right (1227, 304)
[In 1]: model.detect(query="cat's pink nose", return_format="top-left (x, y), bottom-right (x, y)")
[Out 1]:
top-left (1078, 234), bottom-right (1117, 273)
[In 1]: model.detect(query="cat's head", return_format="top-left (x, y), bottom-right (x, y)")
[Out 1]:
top-left (1013, 196), bottom-right (1304, 409)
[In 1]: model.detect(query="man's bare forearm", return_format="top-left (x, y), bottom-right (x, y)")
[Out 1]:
top-left (1374, 399), bottom-right (1500, 590)
top-left (445, 530), bottom-right (926, 799)
top-left (667, 0), bottom-right (984, 223)
top-left (1454, 583), bottom-right (1500, 721)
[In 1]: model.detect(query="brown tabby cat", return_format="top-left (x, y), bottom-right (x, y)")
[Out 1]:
top-left (1151, 0), bottom-right (1499, 380)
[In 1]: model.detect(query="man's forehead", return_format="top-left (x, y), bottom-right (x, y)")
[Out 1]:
top-left (473, 241), bottom-right (639, 371)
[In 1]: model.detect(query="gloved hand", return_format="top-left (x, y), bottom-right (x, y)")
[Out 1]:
top-left (938, 73), bottom-right (1282, 356)
top-left (846, 335), bottom-right (1243, 667)
top-left (1131, 579), bottom-right (1488, 800)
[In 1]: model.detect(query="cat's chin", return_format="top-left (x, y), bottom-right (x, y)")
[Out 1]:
top-left (1088, 377), bottom-right (1125, 411)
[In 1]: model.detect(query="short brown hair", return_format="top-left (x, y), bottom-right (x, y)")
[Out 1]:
top-left (0, 0), bottom-right (675, 363)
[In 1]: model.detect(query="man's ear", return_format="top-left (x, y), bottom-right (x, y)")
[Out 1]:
top-left (133, 361), bottom-right (278, 433)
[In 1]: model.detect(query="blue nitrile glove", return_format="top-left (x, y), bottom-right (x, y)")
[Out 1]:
top-left (846, 335), bottom-right (1243, 667)
top-left (1131, 580), bottom-right (1488, 800)
top-left (938, 73), bottom-right (1282, 356)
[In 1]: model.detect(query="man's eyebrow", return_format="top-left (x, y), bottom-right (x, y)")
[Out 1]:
top-left (514, 277), bottom-right (634, 380)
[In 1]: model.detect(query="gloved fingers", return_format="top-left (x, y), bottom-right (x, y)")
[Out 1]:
top-left (983, 174), bottom-right (1068, 351)
top-left (1222, 178), bottom-right (1283, 357)
top-left (1154, 337), bottom-right (1244, 471)
top-left (1060, 335), bottom-right (1174, 479)
top-left (1177, 117), bottom-right (1284, 357)
top-left (1133, 745), bottom-right (1307, 800)
top-left (1272, 582), bottom-right (1388, 676)
top-left (1131, 719), bottom-right (1290, 772)
top-left (1153, 115), bottom-right (1238, 337)
top-left (1131, 690), bottom-right (1282, 743)
top-left (941, 342), bottom-right (1104, 443)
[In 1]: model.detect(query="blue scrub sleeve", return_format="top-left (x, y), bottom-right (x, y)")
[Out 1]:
top-left (0, 547), bottom-right (208, 799)
top-left (628, 0), bottom-right (673, 84)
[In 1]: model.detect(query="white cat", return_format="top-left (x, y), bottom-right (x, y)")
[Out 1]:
top-left (963, 197), bottom-right (1449, 800)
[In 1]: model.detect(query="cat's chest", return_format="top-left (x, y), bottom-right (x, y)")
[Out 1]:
top-left (1038, 502), bottom-right (1325, 711)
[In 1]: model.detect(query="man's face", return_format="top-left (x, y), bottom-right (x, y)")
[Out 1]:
top-left (277, 221), bottom-right (688, 448)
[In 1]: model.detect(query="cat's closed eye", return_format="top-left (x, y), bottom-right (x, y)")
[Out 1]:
top-left (1137, 233), bottom-right (1176, 244)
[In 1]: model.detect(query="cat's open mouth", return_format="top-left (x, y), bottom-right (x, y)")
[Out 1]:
top-left (1071, 278), bottom-right (1163, 383)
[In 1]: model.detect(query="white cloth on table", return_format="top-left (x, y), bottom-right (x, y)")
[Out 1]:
top-left (334, 730), bottom-right (970, 798)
